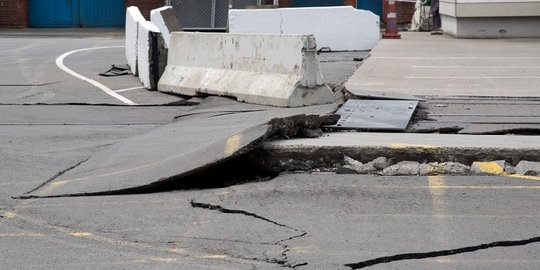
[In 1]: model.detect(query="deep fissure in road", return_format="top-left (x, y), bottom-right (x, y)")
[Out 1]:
top-left (344, 236), bottom-right (540, 269)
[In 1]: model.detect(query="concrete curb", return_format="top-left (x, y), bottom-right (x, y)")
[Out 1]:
top-left (260, 132), bottom-right (540, 171)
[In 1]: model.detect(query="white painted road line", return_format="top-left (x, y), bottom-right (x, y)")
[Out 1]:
top-left (114, 86), bottom-right (146, 93)
top-left (56, 46), bottom-right (138, 105)
top-left (411, 66), bottom-right (540, 69)
top-left (406, 76), bottom-right (540, 79)
top-left (372, 57), bottom-right (540, 60)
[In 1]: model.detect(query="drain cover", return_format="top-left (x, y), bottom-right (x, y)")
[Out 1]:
top-left (328, 99), bottom-right (418, 131)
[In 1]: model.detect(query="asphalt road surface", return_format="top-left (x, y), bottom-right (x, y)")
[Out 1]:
top-left (1, 33), bottom-right (539, 270)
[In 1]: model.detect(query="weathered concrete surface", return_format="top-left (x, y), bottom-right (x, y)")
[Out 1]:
top-left (516, 161), bottom-right (540, 175)
top-left (24, 97), bottom-right (338, 197)
top-left (158, 32), bottom-right (334, 107)
top-left (126, 6), bottom-right (145, 76)
top-left (229, 6), bottom-right (380, 51)
top-left (137, 21), bottom-right (162, 90)
top-left (4, 175), bottom-right (539, 269)
top-left (150, 6), bottom-right (182, 48)
top-left (261, 132), bottom-right (540, 171)
top-left (345, 32), bottom-right (540, 97)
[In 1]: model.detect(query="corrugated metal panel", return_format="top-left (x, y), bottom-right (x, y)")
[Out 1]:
top-left (29, 0), bottom-right (125, 28)
top-left (29, 0), bottom-right (78, 27)
top-left (79, 0), bottom-right (125, 27)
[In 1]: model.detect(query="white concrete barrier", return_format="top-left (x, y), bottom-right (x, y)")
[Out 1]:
top-left (137, 21), bottom-right (161, 90)
top-left (150, 6), bottom-right (182, 48)
top-left (158, 32), bottom-right (334, 107)
top-left (126, 6), bottom-right (145, 76)
top-left (229, 6), bottom-right (380, 51)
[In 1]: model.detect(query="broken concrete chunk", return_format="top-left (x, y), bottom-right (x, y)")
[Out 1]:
top-left (471, 160), bottom-right (506, 175)
top-left (515, 161), bottom-right (540, 175)
top-left (358, 162), bottom-right (377, 174)
top-left (382, 161), bottom-right (420, 176)
top-left (504, 164), bottom-right (517, 175)
top-left (443, 162), bottom-right (470, 175)
top-left (370, 157), bottom-right (391, 170)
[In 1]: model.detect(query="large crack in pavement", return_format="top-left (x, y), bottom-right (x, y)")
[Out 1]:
top-left (18, 99), bottom-right (338, 198)
top-left (19, 158), bottom-right (89, 197)
top-left (190, 201), bottom-right (297, 231)
top-left (190, 200), bottom-right (309, 268)
top-left (344, 235), bottom-right (540, 269)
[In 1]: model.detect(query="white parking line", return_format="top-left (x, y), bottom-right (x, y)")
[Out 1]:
top-left (411, 66), bottom-right (540, 69)
top-left (55, 46), bottom-right (138, 105)
top-left (114, 86), bottom-right (146, 93)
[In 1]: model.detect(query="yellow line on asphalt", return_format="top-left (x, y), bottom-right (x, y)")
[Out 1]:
top-left (2, 211), bottom-right (17, 219)
top-left (390, 143), bottom-right (442, 150)
top-left (224, 134), bottom-right (242, 156)
top-left (508, 174), bottom-right (540, 181)
top-left (0, 233), bottom-right (44, 237)
top-left (70, 232), bottom-right (93, 237)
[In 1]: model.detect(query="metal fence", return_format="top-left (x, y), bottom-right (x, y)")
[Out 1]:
top-left (168, 0), bottom-right (276, 30)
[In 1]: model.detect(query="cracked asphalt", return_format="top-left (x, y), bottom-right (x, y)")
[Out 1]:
top-left (1, 32), bottom-right (539, 269)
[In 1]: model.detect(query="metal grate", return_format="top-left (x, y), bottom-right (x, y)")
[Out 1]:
top-left (327, 99), bottom-right (419, 131)
top-left (168, 0), bottom-right (276, 30)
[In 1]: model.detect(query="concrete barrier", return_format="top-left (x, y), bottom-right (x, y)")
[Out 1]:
top-left (158, 32), bottom-right (334, 107)
top-left (137, 21), bottom-right (166, 90)
top-left (126, 6), bottom-right (145, 76)
top-left (229, 6), bottom-right (380, 51)
top-left (150, 6), bottom-right (182, 48)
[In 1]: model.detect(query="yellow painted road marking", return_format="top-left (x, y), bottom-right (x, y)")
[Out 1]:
top-left (2, 211), bottom-right (17, 219)
top-left (473, 162), bottom-right (505, 175)
top-left (508, 174), bottom-right (540, 181)
top-left (70, 232), bottom-right (93, 237)
top-left (203, 255), bottom-right (229, 259)
top-left (224, 134), bottom-right (242, 156)
top-left (391, 143), bottom-right (442, 150)
top-left (0, 233), bottom-right (44, 237)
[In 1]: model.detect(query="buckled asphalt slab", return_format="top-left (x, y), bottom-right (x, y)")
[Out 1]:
top-left (22, 97), bottom-right (338, 198)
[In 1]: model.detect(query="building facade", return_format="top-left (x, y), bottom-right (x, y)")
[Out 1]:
top-left (0, 0), bottom-right (164, 28)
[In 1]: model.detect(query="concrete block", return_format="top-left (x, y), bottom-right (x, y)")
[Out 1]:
top-left (126, 6), bottom-right (145, 76)
top-left (150, 6), bottom-right (182, 49)
top-left (137, 21), bottom-right (166, 90)
top-left (370, 157), bottom-right (391, 170)
top-left (229, 6), bottom-right (380, 51)
top-left (515, 161), bottom-right (540, 176)
top-left (382, 161), bottom-right (420, 176)
top-left (158, 32), bottom-right (334, 107)
top-left (471, 161), bottom-right (506, 175)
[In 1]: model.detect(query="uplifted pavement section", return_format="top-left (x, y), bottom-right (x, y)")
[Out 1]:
top-left (345, 32), bottom-right (540, 97)
top-left (23, 97), bottom-right (338, 198)
top-left (262, 132), bottom-right (540, 171)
